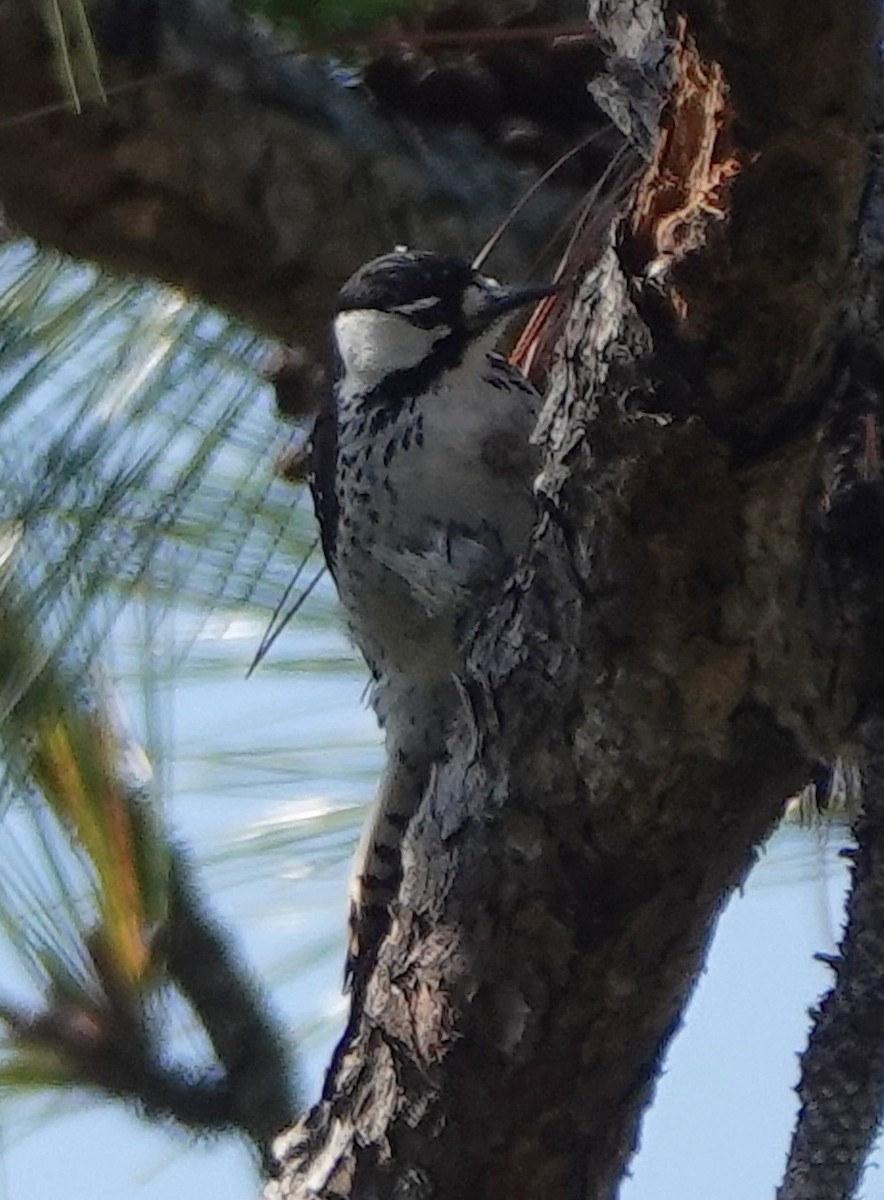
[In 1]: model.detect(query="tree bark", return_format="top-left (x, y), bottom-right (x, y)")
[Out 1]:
top-left (266, 4), bottom-right (878, 1199)
top-left (0, 0), bottom-right (584, 345)
top-left (777, 741), bottom-right (884, 1200)
top-left (1, 1), bottom-right (882, 1197)
top-left (777, 65), bottom-right (884, 1200)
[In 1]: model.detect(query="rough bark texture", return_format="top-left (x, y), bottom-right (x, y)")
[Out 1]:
top-left (776, 67), bottom-right (884, 1199)
top-left (778, 742), bottom-right (884, 1200)
top-left (1, 1), bottom-right (882, 1197)
top-left (266, 5), bottom-right (878, 1200)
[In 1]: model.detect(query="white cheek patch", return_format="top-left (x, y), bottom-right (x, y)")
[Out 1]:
top-left (334, 310), bottom-right (446, 390)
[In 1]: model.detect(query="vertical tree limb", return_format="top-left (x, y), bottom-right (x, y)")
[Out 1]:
top-left (778, 736), bottom-right (884, 1200)
top-left (268, 4), bottom-right (878, 1198)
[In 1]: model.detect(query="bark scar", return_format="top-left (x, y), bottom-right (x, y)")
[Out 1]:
top-left (629, 14), bottom-right (747, 303)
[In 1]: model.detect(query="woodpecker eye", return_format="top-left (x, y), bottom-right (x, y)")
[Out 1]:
top-left (461, 278), bottom-right (500, 323)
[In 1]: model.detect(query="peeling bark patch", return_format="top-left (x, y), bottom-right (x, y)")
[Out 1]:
top-left (371, 924), bottom-right (464, 1069)
top-left (629, 15), bottom-right (744, 289)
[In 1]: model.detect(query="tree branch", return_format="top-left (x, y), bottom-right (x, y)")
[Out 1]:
top-left (166, 849), bottom-right (299, 1167)
top-left (777, 736), bottom-right (884, 1200)
top-left (0, 0), bottom-right (586, 344)
top-left (775, 61), bottom-right (884, 1186)
top-left (267, 2), bottom-right (878, 1197)
top-left (3, 0), bottom-right (881, 1194)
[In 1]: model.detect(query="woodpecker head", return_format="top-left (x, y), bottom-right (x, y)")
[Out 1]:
top-left (332, 249), bottom-right (557, 400)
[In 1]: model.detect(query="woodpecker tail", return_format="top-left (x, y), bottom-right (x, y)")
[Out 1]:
top-left (345, 750), bottom-right (430, 990)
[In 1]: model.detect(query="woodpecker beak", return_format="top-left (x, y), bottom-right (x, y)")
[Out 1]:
top-left (468, 280), bottom-right (562, 331)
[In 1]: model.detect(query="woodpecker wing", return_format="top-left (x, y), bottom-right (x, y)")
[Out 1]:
top-left (308, 398), bottom-right (339, 581)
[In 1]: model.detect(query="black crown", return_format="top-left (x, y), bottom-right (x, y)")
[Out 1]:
top-left (336, 250), bottom-right (478, 329)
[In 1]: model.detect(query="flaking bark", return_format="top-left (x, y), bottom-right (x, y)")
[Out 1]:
top-left (0, 0), bottom-right (882, 1196)
top-left (269, 5), bottom-right (878, 1199)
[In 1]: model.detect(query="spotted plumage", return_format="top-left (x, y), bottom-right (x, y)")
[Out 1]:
top-left (309, 249), bottom-right (555, 979)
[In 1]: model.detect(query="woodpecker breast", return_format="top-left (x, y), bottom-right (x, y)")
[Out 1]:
top-left (311, 250), bottom-right (554, 687)
top-left (308, 249), bottom-right (554, 975)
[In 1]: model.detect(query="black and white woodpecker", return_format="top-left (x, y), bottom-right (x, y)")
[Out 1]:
top-left (309, 248), bottom-right (557, 970)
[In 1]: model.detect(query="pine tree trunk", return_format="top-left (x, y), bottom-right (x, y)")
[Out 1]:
top-left (0, 2), bottom-right (881, 1197)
